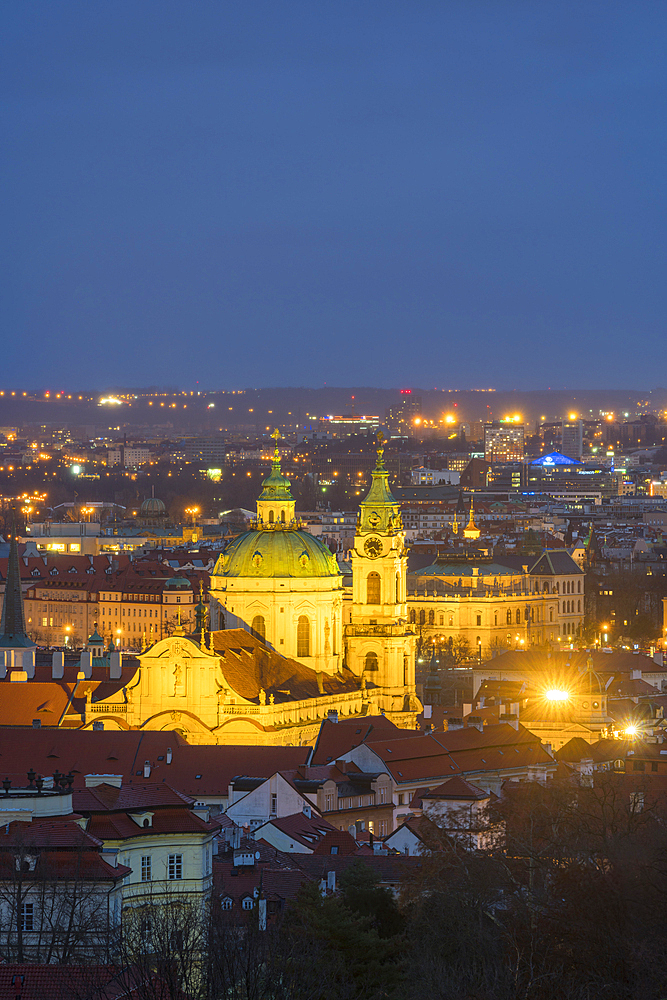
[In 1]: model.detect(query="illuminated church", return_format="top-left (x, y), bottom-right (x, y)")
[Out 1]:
top-left (56, 434), bottom-right (420, 745)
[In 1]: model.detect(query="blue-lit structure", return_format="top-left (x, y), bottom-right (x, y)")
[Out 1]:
top-left (531, 452), bottom-right (581, 467)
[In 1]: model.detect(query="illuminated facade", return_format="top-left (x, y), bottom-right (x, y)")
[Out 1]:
top-left (484, 422), bottom-right (525, 463)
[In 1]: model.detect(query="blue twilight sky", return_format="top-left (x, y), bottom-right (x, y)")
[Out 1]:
top-left (1, 1), bottom-right (665, 391)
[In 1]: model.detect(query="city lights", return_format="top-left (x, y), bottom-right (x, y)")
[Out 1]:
top-left (545, 689), bottom-right (569, 701)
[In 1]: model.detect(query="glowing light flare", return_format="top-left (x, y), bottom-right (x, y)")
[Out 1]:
top-left (98, 397), bottom-right (123, 406)
top-left (545, 688), bottom-right (570, 702)
top-left (624, 725), bottom-right (639, 737)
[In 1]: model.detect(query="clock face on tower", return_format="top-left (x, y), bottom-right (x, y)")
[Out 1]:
top-left (364, 536), bottom-right (383, 559)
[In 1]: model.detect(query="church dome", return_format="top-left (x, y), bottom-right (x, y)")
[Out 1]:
top-left (140, 496), bottom-right (166, 516)
top-left (215, 528), bottom-right (340, 579)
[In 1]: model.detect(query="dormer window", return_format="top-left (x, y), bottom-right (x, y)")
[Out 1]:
top-left (130, 811), bottom-right (154, 829)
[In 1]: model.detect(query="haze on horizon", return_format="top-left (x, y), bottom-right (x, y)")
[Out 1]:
top-left (2, 1), bottom-right (665, 391)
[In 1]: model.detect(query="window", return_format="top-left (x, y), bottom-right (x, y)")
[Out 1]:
top-left (633, 761), bottom-right (645, 772)
top-left (141, 855), bottom-right (152, 882)
top-left (516, 609), bottom-right (521, 624)
top-left (494, 612), bottom-right (497, 626)
top-left (398, 793), bottom-right (405, 805)
top-left (221, 897), bottom-right (233, 910)
top-left (268, 510), bottom-right (274, 523)
top-left (242, 897), bottom-right (254, 911)
top-left (506, 610), bottom-right (512, 625)
top-left (364, 651), bottom-right (378, 672)
top-left (409, 609), bottom-right (416, 624)
top-left (251, 615), bottom-right (266, 640)
top-left (651, 762), bottom-right (658, 772)
top-left (476, 613), bottom-right (482, 626)
top-left (419, 609), bottom-right (426, 626)
top-left (325, 793), bottom-right (333, 811)
top-left (395, 574), bottom-right (400, 603)
top-left (270, 793), bottom-right (277, 815)
top-left (297, 616), bottom-right (310, 657)
top-left (168, 854), bottom-right (183, 880)
top-left (366, 572), bottom-right (381, 604)
top-left (439, 614), bottom-right (444, 625)
top-left (379, 786), bottom-right (386, 803)
top-left (428, 609), bottom-right (435, 625)
top-left (379, 820), bottom-right (387, 837)
top-left (578, 580), bottom-right (581, 593)
top-left (20, 902), bottom-right (33, 931)
top-left (578, 600), bottom-right (581, 612)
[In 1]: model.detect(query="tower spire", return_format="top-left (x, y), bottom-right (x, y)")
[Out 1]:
top-left (0, 509), bottom-right (33, 648)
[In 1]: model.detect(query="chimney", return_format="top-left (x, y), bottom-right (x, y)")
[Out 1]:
top-left (32, 719), bottom-right (41, 729)
top-left (52, 651), bottom-right (64, 679)
top-left (467, 716), bottom-right (484, 732)
top-left (166, 747), bottom-right (172, 765)
top-left (500, 713), bottom-right (519, 731)
top-left (92, 720), bottom-right (104, 731)
top-left (109, 650), bottom-right (122, 680)
top-left (335, 759), bottom-right (348, 773)
top-left (143, 761), bottom-right (151, 778)
top-left (447, 718), bottom-right (463, 730)
top-left (79, 650), bottom-right (92, 679)
top-left (327, 710), bottom-right (338, 724)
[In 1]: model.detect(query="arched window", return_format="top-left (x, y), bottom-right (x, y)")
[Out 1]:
top-left (297, 616), bottom-right (310, 657)
top-left (543, 582), bottom-right (549, 593)
top-left (268, 510), bottom-right (274, 523)
top-left (364, 651), bottom-right (378, 672)
top-left (409, 609), bottom-right (416, 624)
top-left (419, 609), bottom-right (426, 626)
top-left (251, 615), bottom-right (266, 641)
top-left (428, 610), bottom-right (435, 625)
top-left (550, 609), bottom-right (553, 622)
top-left (578, 600), bottom-right (581, 612)
top-left (516, 609), bottom-right (521, 624)
top-left (494, 612), bottom-right (498, 626)
top-left (448, 616), bottom-right (453, 627)
top-left (476, 613), bottom-right (482, 626)
top-left (280, 510), bottom-right (285, 523)
top-left (506, 610), bottom-right (512, 625)
top-left (395, 573), bottom-right (400, 604)
top-left (439, 614), bottom-right (444, 625)
top-left (367, 572), bottom-right (381, 605)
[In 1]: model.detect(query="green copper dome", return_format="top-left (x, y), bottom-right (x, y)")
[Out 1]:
top-left (214, 528), bottom-right (340, 579)
top-left (258, 438), bottom-right (293, 501)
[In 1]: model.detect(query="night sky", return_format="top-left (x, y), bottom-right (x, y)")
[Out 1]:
top-left (2, 2), bottom-right (665, 391)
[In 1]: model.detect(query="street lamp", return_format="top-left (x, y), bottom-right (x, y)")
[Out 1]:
top-left (64, 625), bottom-right (71, 647)
top-left (116, 628), bottom-right (121, 648)
top-left (185, 506), bottom-right (199, 527)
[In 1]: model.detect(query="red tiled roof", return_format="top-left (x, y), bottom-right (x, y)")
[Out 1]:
top-left (311, 829), bottom-right (358, 856)
top-left (310, 715), bottom-right (419, 765)
top-left (0, 965), bottom-right (167, 999)
top-left (74, 782), bottom-right (192, 812)
top-left (0, 729), bottom-right (311, 799)
top-left (259, 812), bottom-right (338, 849)
top-left (422, 776), bottom-right (489, 800)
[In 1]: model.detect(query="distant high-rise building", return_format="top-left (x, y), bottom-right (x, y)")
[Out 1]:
top-left (484, 422), bottom-right (524, 463)
top-left (561, 420), bottom-right (584, 459)
top-left (386, 390), bottom-right (422, 437)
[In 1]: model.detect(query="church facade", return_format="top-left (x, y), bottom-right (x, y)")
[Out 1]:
top-left (62, 433), bottom-right (420, 745)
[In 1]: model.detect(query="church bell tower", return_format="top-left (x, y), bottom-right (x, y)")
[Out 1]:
top-left (346, 433), bottom-right (420, 724)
